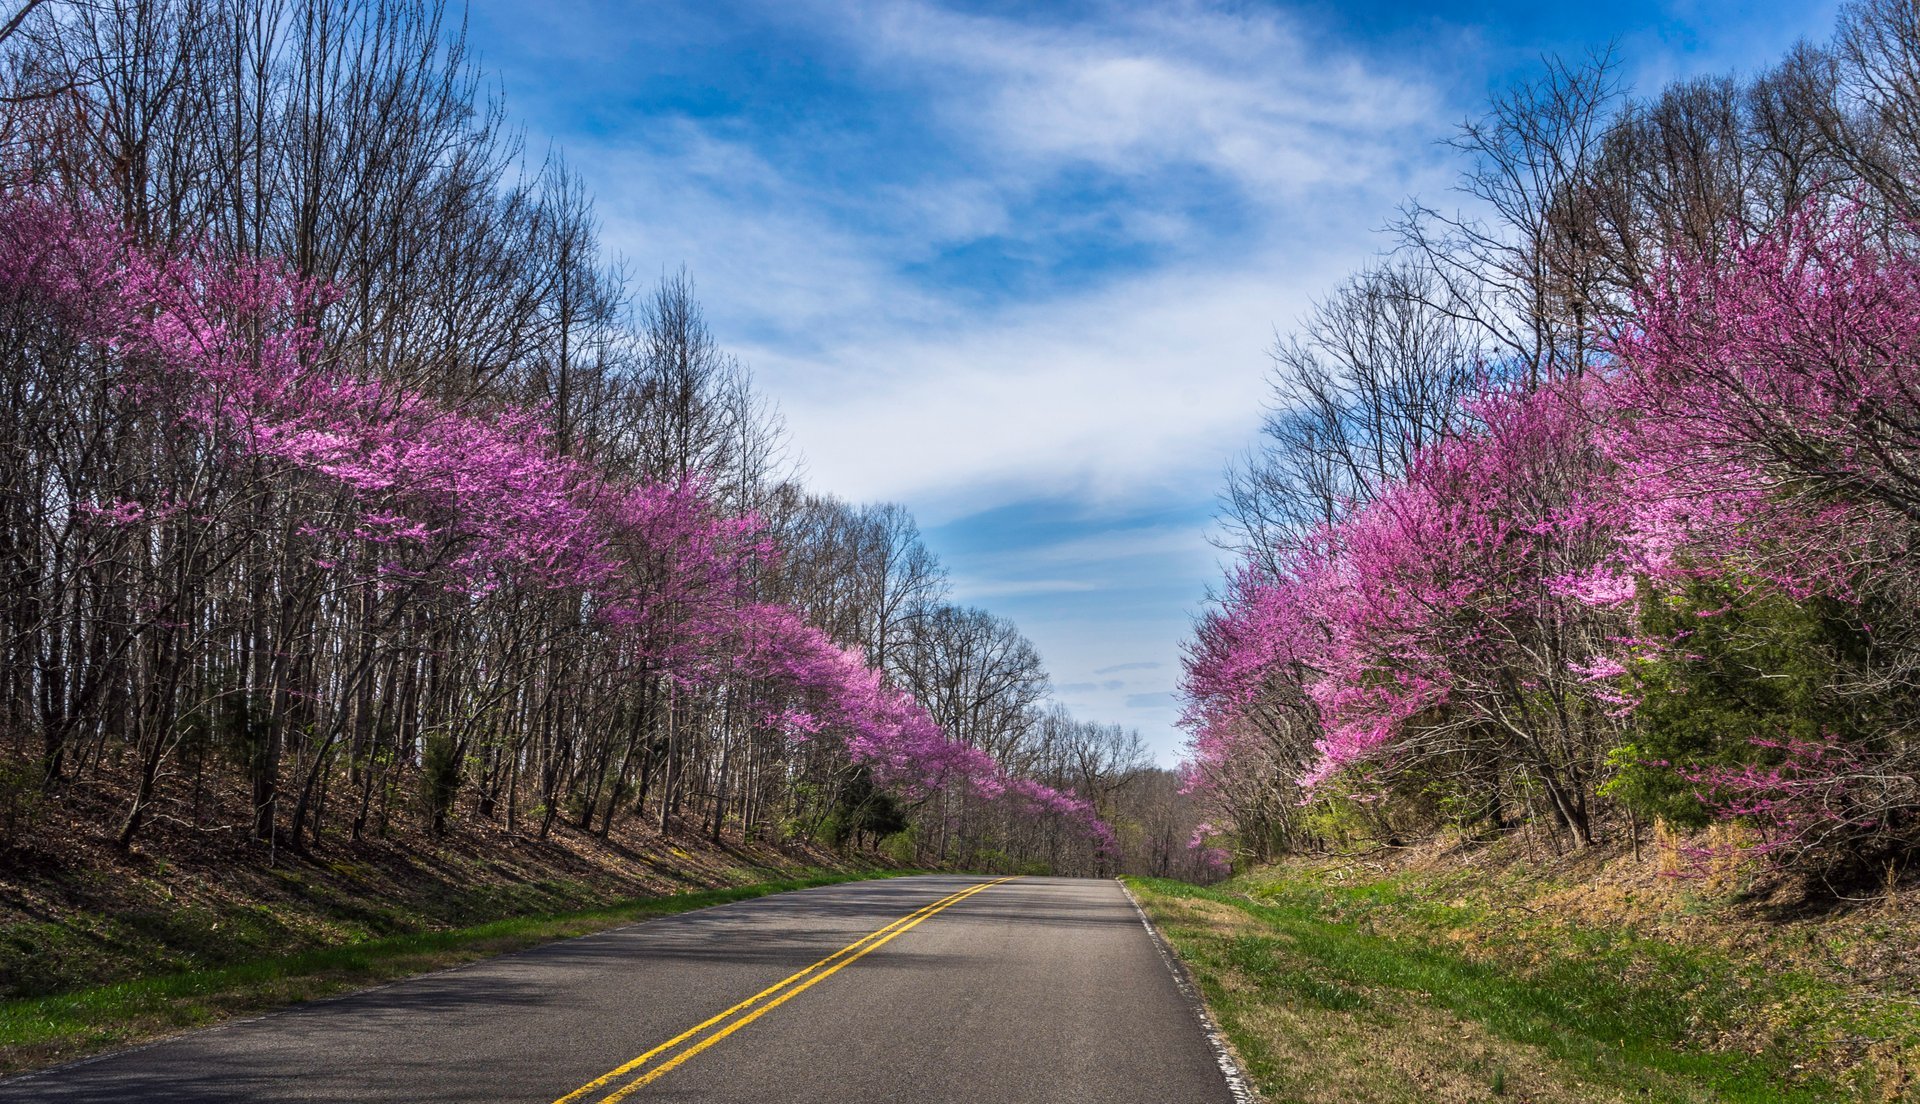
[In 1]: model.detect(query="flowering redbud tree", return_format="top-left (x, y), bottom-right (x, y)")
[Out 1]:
top-left (0, 193), bottom-right (1111, 858)
top-left (1183, 198), bottom-right (1920, 870)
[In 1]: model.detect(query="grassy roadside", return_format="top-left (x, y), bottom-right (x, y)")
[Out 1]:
top-left (1125, 871), bottom-right (1897, 1103)
top-left (0, 869), bottom-right (911, 1076)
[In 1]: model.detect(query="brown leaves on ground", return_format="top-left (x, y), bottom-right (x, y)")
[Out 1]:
top-left (0, 770), bottom-right (868, 1001)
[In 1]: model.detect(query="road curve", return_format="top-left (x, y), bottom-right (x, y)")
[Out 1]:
top-left (0, 875), bottom-right (1238, 1103)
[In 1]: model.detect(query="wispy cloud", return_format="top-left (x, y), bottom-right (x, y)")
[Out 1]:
top-left (707, 1), bottom-right (1454, 513)
top-left (841, 0), bottom-right (1437, 190)
top-left (487, 0), bottom-right (1454, 517)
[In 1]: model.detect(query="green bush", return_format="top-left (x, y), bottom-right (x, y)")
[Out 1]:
top-left (880, 827), bottom-right (918, 865)
top-left (1601, 576), bottom-right (1884, 827)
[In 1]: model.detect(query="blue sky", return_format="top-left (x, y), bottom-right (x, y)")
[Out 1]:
top-left (465, 0), bottom-right (1842, 764)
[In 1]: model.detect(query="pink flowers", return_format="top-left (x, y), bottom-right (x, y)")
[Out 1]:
top-left (1610, 202), bottom-right (1920, 531)
top-left (4, 192), bottom-right (1112, 851)
top-left (1182, 196), bottom-right (1920, 863)
top-left (1187, 380), bottom-right (1619, 802)
top-left (1674, 737), bottom-right (1873, 863)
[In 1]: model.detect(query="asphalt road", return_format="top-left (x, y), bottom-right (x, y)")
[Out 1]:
top-left (0, 875), bottom-right (1241, 1103)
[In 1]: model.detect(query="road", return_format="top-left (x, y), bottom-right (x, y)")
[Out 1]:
top-left (0, 875), bottom-right (1242, 1103)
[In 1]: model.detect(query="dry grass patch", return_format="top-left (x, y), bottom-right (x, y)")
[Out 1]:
top-left (1140, 887), bottom-right (1655, 1104)
top-left (1128, 874), bottom-right (1852, 1103)
top-left (1241, 838), bottom-right (1920, 1095)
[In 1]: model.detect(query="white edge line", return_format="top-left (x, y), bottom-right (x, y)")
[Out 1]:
top-left (1118, 879), bottom-right (1260, 1104)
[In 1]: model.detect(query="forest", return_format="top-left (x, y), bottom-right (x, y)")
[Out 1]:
top-left (1182, 0), bottom-right (1920, 888)
top-left (0, 0), bottom-right (1217, 885)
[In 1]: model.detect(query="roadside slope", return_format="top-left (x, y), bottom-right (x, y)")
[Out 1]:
top-left (0, 794), bottom-right (905, 1074)
top-left (1127, 842), bottom-right (1920, 1103)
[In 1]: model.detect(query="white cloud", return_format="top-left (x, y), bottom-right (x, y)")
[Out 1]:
top-left (517, 1), bottom-right (1458, 524)
top-left (584, 134), bottom-right (955, 347)
top-left (751, 258), bottom-right (1311, 517)
top-left (839, 0), bottom-right (1440, 194)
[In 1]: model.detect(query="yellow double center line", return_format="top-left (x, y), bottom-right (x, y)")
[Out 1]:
top-left (551, 876), bottom-right (1017, 1104)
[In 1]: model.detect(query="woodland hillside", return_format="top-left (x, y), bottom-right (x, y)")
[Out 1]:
top-left (0, 0), bottom-right (1223, 936)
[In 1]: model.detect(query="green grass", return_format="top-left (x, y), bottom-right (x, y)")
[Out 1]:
top-left (1126, 874), bottom-right (1853, 1104)
top-left (1240, 864), bottom-right (1916, 1090)
top-left (0, 869), bottom-right (910, 1074)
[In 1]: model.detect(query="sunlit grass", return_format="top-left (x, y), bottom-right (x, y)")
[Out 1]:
top-left (1127, 874), bottom-right (1848, 1104)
